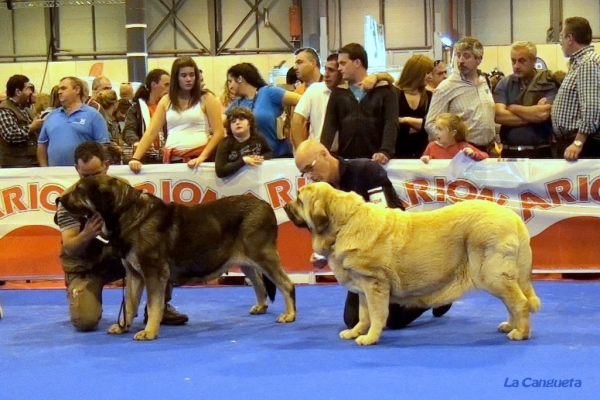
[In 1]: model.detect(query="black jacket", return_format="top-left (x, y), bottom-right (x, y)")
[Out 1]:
top-left (321, 82), bottom-right (399, 159)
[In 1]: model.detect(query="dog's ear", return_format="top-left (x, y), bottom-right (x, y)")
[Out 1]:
top-left (311, 199), bottom-right (329, 235)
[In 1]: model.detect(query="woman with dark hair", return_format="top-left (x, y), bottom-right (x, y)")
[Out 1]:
top-left (395, 54), bottom-right (434, 158)
top-left (226, 62), bottom-right (300, 158)
top-left (129, 57), bottom-right (224, 172)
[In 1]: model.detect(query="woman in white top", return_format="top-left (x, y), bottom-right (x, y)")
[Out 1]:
top-left (129, 56), bottom-right (224, 173)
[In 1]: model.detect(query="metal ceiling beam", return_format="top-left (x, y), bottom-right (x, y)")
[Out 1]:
top-left (147, 0), bottom-right (210, 54)
top-left (6, 0), bottom-right (124, 7)
top-left (217, 0), bottom-right (293, 55)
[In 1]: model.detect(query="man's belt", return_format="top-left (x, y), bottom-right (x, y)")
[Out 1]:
top-left (504, 144), bottom-right (551, 151)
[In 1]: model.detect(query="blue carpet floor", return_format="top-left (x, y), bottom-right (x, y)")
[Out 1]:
top-left (0, 282), bottom-right (599, 400)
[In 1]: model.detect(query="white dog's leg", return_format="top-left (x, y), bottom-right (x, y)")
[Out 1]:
top-left (340, 292), bottom-right (370, 340)
top-left (355, 281), bottom-right (390, 346)
top-left (483, 256), bottom-right (531, 340)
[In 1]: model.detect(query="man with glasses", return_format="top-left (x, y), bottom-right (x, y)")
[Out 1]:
top-left (0, 75), bottom-right (43, 167)
top-left (426, 60), bottom-right (448, 92)
top-left (552, 17), bottom-right (600, 160)
top-left (293, 139), bottom-right (452, 330)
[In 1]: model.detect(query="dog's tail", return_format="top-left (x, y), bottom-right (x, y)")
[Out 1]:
top-left (263, 274), bottom-right (277, 302)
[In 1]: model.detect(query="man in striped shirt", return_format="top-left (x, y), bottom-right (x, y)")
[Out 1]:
top-left (425, 37), bottom-right (496, 152)
top-left (551, 17), bottom-right (600, 161)
top-left (57, 142), bottom-right (188, 331)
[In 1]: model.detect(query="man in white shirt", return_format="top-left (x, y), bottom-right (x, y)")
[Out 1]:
top-left (425, 37), bottom-right (496, 152)
top-left (291, 53), bottom-right (342, 149)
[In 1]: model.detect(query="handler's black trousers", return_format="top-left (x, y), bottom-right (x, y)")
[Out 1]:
top-left (343, 291), bottom-right (429, 330)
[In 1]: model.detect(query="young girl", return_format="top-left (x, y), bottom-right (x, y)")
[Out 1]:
top-left (215, 107), bottom-right (273, 178)
top-left (421, 113), bottom-right (489, 163)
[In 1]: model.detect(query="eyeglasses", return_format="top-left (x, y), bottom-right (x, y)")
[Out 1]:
top-left (559, 33), bottom-right (571, 42)
top-left (300, 157), bottom-right (318, 177)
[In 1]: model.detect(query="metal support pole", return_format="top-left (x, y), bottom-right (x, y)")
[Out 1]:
top-left (126, 0), bottom-right (148, 83)
top-left (548, 0), bottom-right (562, 42)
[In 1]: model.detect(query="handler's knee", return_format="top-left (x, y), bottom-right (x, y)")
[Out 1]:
top-left (66, 277), bottom-right (103, 332)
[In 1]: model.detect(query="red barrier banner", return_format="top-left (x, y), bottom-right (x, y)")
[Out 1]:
top-left (0, 159), bottom-right (598, 280)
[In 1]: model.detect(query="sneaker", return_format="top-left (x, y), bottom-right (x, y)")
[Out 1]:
top-left (432, 303), bottom-right (452, 317)
top-left (143, 304), bottom-right (189, 325)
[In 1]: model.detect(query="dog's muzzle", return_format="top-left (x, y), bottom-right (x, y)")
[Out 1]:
top-left (283, 203), bottom-right (308, 228)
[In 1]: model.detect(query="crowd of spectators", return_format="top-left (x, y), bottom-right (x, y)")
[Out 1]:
top-left (1, 16), bottom-right (597, 172)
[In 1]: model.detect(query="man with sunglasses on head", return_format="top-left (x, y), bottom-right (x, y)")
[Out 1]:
top-left (426, 60), bottom-right (448, 92)
top-left (0, 75), bottom-right (43, 168)
top-left (293, 139), bottom-right (452, 330)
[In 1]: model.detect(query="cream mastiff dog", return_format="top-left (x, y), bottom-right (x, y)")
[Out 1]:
top-left (284, 182), bottom-right (541, 346)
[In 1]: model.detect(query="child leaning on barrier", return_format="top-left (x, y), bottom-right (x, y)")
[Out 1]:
top-left (215, 106), bottom-right (273, 178)
top-left (421, 112), bottom-right (489, 164)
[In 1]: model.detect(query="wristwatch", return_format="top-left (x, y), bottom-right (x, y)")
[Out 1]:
top-left (573, 140), bottom-right (583, 147)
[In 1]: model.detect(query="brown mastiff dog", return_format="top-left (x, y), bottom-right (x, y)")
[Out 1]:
top-left (59, 175), bottom-right (296, 340)
top-left (284, 182), bottom-right (540, 345)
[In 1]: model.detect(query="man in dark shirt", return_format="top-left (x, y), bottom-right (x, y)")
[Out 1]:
top-left (494, 41), bottom-right (558, 158)
top-left (294, 140), bottom-right (451, 329)
top-left (321, 43), bottom-right (398, 164)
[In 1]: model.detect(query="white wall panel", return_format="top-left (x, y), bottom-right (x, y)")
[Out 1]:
top-left (564, 0), bottom-right (600, 35)
top-left (384, 0), bottom-right (427, 48)
top-left (94, 4), bottom-right (127, 52)
top-left (340, 0), bottom-right (379, 46)
top-left (59, 7), bottom-right (94, 54)
top-left (513, 0), bottom-right (549, 44)
top-left (471, 0), bottom-right (511, 45)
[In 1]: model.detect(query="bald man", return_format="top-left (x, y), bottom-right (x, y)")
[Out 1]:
top-left (294, 140), bottom-right (452, 329)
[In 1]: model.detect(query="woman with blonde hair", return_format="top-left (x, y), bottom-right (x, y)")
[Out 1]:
top-left (129, 56), bottom-right (224, 172)
top-left (97, 89), bottom-right (123, 163)
top-left (395, 54), bottom-right (434, 158)
top-left (218, 79), bottom-right (236, 113)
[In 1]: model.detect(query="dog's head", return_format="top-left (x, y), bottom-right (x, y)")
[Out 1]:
top-left (283, 182), bottom-right (364, 236)
top-left (58, 175), bottom-right (137, 221)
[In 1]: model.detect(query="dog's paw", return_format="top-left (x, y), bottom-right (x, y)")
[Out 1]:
top-left (507, 329), bottom-right (529, 341)
top-left (276, 312), bottom-right (296, 323)
top-left (108, 323), bottom-right (129, 335)
top-left (133, 329), bottom-right (158, 341)
top-left (497, 321), bottom-right (512, 333)
top-left (249, 304), bottom-right (268, 314)
top-left (339, 329), bottom-right (360, 340)
top-left (355, 334), bottom-right (379, 346)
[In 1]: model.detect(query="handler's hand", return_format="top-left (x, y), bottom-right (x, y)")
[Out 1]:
top-left (129, 159), bottom-right (142, 174)
top-left (82, 214), bottom-right (104, 239)
top-left (420, 155), bottom-right (430, 164)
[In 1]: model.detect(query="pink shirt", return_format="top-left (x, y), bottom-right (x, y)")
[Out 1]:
top-left (422, 141), bottom-right (488, 160)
